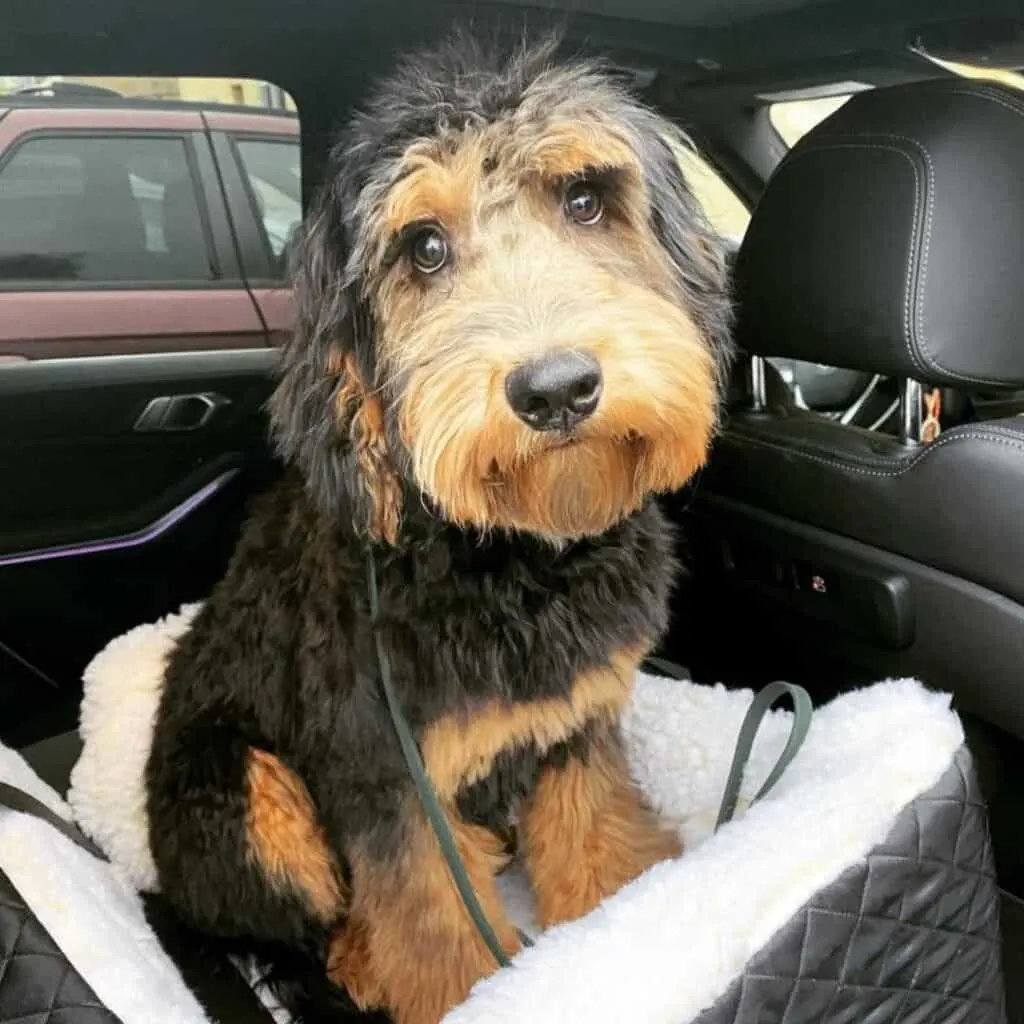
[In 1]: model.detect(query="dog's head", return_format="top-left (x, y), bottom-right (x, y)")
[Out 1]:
top-left (270, 35), bottom-right (734, 544)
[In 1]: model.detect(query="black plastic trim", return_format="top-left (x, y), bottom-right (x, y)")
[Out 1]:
top-left (684, 491), bottom-right (1024, 740)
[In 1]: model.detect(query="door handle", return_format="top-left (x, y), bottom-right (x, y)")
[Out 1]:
top-left (133, 392), bottom-right (231, 432)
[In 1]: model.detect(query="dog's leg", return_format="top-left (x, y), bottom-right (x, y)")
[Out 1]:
top-left (148, 730), bottom-right (345, 949)
top-left (522, 725), bottom-right (681, 928)
top-left (333, 806), bottom-right (520, 1024)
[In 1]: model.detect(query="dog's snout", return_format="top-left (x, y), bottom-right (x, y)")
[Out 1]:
top-left (505, 351), bottom-right (603, 432)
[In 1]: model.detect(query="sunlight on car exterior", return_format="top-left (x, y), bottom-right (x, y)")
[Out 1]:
top-left (770, 94), bottom-right (853, 146)
top-left (674, 145), bottom-right (751, 246)
top-left (0, 74), bottom-right (294, 108)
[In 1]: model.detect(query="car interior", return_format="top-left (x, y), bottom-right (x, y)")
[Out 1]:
top-left (2, 0), bottom-right (1024, 1019)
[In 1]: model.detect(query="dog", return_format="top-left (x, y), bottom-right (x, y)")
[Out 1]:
top-left (144, 32), bottom-right (733, 1024)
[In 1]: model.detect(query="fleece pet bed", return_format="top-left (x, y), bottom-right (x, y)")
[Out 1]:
top-left (3, 603), bottom-right (1001, 1024)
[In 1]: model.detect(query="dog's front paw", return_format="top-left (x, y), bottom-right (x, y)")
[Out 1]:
top-left (525, 734), bottom-right (683, 928)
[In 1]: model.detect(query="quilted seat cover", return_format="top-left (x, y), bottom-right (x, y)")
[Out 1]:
top-left (696, 747), bottom-right (1005, 1024)
top-left (65, 607), bottom-right (1007, 1024)
top-left (0, 869), bottom-right (120, 1024)
top-left (0, 741), bottom-right (1006, 1024)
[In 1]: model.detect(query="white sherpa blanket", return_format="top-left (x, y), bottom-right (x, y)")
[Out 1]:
top-left (58, 605), bottom-right (965, 1024)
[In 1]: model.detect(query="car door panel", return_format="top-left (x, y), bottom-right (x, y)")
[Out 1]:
top-left (0, 102), bottom-right (287, 745)
top-left (250, 285), bottom-right (294, 346)
top-left (0, 349), bottom-right (281, 749)
top-left (0, 348), bottom-right (277, 547)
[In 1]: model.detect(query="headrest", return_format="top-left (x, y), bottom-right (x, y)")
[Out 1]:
top-left (734, 79), bottom-right (1024, 389)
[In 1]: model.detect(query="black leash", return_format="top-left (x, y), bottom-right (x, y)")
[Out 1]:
top-left (365, 551), bottom-right (527, 966)
top-left (364, 549), bottom-right (814, 966)
top-left (713, 681), bottom-right (813, 831)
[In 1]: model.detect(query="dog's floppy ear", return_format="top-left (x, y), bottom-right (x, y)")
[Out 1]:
top-left (636, 120), bottom-right (736, 394)
top-left (267, 172), bottom-right (403, 544)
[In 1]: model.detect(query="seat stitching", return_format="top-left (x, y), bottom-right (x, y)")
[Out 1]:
top-left (775, 128), bottom-right (1019, 388)
top-left (874, 126), bottom-right (1021, 388)
top-left (721, 426), bottom-right (1024, 479)
top-left (770, 140), bottom-right (929, 381)
top-left (862, 135), bottom-right (932, 383)
top-left (944, 85), bottom-right (1024, 121)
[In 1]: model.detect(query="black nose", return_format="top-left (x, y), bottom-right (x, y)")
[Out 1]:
top-left (504, 351), bottom-right (603, 432)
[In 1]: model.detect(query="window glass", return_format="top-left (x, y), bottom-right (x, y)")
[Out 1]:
top-left (916, 57), bottom-right (1024, 91)
top-left (676, 147), bottom-right (751, 245)
top-left (768, 62), bottom-right (1023, 151)
top-left (234, 138), bottom-right (302, 266)
top-left (768, 94), bottom-right (857, 147)
top-left (1, 75), bottom-right (297, 109)
top-left (0, 135), bottom-right (213, 284)
top-left (664, 135), bottom-right (750, 245)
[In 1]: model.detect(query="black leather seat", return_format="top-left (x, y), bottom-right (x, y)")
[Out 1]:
top-left (684, 78), bottom-right (1024, 736)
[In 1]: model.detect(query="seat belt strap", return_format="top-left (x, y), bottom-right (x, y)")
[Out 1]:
top-left (0, 780), bottom-right (109, 860)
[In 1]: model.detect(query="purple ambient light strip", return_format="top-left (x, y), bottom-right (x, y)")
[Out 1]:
top-left (0, 468), bottom-right (239, 569)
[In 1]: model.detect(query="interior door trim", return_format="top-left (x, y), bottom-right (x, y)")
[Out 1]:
top-left (0, 347), bottom-right (278, 392)
top-left (0, 467), bottom-right (239, 568)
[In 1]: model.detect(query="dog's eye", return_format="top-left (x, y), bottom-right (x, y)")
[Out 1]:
top-left (410, 227), bottom-right (449, 274)
top-left (564, 181), bottom-right (604, 226)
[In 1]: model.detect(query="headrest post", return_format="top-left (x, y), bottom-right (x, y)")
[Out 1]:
top-left (899, 379), bottom-right (924, 445)
top-left (749, 355), bottom-right (767, 412)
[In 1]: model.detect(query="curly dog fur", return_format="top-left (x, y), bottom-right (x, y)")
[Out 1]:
top-left (145, 32), bottom-right (733, 1024)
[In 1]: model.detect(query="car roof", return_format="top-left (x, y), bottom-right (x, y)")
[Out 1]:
top-left (5, 0), bottom-right (1019, 90)
top-left (3, 0), bottom-right (1019, 188)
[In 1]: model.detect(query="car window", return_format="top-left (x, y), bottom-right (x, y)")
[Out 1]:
top-left (768, 94), bottom-right (858, 147)
top-left (674, 146), bottom-right (751, 245)
top-left (233, 137), bottom-right (302, 266)
top-left (924, 58), bottom-right (1024, 91)
top-left (231, 133), bottom-right (751, 256)
top-left (232, 129), bottom-right (748, 256)
top-left (0, 134), bottom-right (214, 285)
top-left (770, 62), bottom-right (1024, 151)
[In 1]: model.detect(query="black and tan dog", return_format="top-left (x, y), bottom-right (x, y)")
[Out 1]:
top-left (146, 33), bottom-right (733, 1024)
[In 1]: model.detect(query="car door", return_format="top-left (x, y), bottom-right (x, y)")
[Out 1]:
top-left (0, 103), bottom-right (282, 749)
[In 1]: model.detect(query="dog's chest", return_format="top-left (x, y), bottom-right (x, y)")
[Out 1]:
top-left (385, 507), bottom-right (672, 831)
top-left (416, 639), bottom-right (642, 803)
top-left (452, 731), bottom-right (589, 850)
